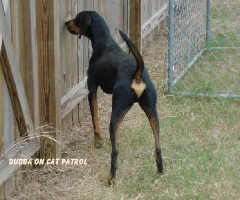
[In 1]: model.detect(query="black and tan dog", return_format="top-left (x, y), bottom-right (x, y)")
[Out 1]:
top-left (65, 11), bottom-right (163, 185)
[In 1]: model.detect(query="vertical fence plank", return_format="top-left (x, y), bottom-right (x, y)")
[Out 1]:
top-left (86, 0), bottom-right (93, 76)
top-left (0, 66), bottom-right (4, 200)
top-left (18, 0), bottom-right (35, 122)
top-left (9, 0), bottom-right (20, 59)
top-left (142, 0), bottom-right (146, 25)
top-left (10, 0), bottom-right (21, 144)
top-left (2, 0), bottom-right (15, 177)
top-left (53, 0), bottom-right (62, 155)
top-left (130, 0), bottom-right (142, 52)
top-left (63, 0), bottom-right (74, 126)
top-left (0, 79), bottom-right (3, 200)
top-left (36, 0), bottom-right (61, 159)
top-left (2, 82), bottom-right (15, 198)
top-left (77, 0), bottom-right (84, 122)
top-left (3, 82), bottom-right (15, 152)
top-left (10, 5), bottom-right (26, 191)
top-left (83, 0), bottom-right (92, 79)
top-left (123, 0), bottom-right (129, 34)
top-left (30, 0), bottom-right (40, 128)
top-left (0, 64), bottom-right (3, 159)
top-left (2, 1), bottom-right (19, 196)
top-left (77, 0), bottom-right (84, 82)
top-left (2, 0), bottom-right (15, 153)
top-left (71, 0), bottom-right (80, 125)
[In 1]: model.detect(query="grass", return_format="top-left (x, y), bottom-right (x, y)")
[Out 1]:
top-left (92, 95), bottom-right (240, 200)
top-left (174, 48), bottom-right (240, 95)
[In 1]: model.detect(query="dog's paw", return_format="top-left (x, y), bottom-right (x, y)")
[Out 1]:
top-left (157, 170), bottom-right (164, 175)
top-left (94, 138), bottom-right (104, 149)
top-left (107, 175), bottom-right (116, 186)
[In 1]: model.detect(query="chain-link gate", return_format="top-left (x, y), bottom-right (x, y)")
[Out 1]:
top-left (167, 0), bottom-right (240, 98)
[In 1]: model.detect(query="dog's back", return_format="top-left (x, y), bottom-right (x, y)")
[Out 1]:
top-left (89, 45), bottom-right (138, 94)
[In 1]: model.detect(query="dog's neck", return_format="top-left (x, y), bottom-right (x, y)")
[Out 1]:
top-left (87, 13), bottom-right (117, 52)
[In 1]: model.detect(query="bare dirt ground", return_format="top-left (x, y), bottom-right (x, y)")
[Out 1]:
top-left (10, 24), bottom-right (168, 200)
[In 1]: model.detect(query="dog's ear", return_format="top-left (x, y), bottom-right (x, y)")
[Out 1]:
top-left (82, 14), bottom-right (91, 34)
top-left (86, 15), bottom-right (92, 27)
top-left (75, 12), bottom-right (92, 36)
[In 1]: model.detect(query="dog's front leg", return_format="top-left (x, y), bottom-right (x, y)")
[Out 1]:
top-left (88, 91), bottom-right (104, 148)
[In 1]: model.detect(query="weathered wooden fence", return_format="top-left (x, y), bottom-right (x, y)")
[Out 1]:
top-left (0, 0), bottom-right (168, 198)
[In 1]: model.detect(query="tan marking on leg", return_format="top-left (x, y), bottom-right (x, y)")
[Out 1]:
top-left (131, 79), bottom-right (146, 98)
top-left (141, 106), bottom-right (163, 173)
top-left (91, 92), bottom-right (103, 148)
top-left (114, 108), bottom-right (130, 148)
top-left (148, 115), bottom-right (161, 167)
top-left (149, 116), bottom-right (160, 149)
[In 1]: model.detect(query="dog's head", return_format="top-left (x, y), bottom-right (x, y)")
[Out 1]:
top-left (65, 11), bottom-right (92, 39)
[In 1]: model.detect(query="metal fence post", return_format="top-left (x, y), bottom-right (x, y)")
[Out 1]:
top-left (206, 0), bottom-right (211, 46)
top-left (168, 0), bottom-right (175, 93)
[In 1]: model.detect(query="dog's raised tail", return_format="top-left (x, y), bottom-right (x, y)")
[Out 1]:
top-left (119, 30), bottom-right (146, 98)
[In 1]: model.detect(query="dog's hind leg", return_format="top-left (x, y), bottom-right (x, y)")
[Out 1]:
top-left (138, 91), bottom-right (163, 174)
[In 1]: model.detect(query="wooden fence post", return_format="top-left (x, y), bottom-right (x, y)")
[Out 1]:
top-left (130, 0), bottom-right (142, 53)
top-left (36, 0), bottom-right (61, 159)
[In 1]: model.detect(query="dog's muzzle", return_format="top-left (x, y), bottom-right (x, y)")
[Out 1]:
top-left (65, 20), bottom-right (82, 38)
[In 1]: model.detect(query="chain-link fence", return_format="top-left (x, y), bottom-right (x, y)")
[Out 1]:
top-left (167, 0), bottom-right (240, 98)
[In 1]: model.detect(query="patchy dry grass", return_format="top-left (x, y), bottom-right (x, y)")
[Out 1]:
top-left (10, 1), bottom-right (240, 199)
